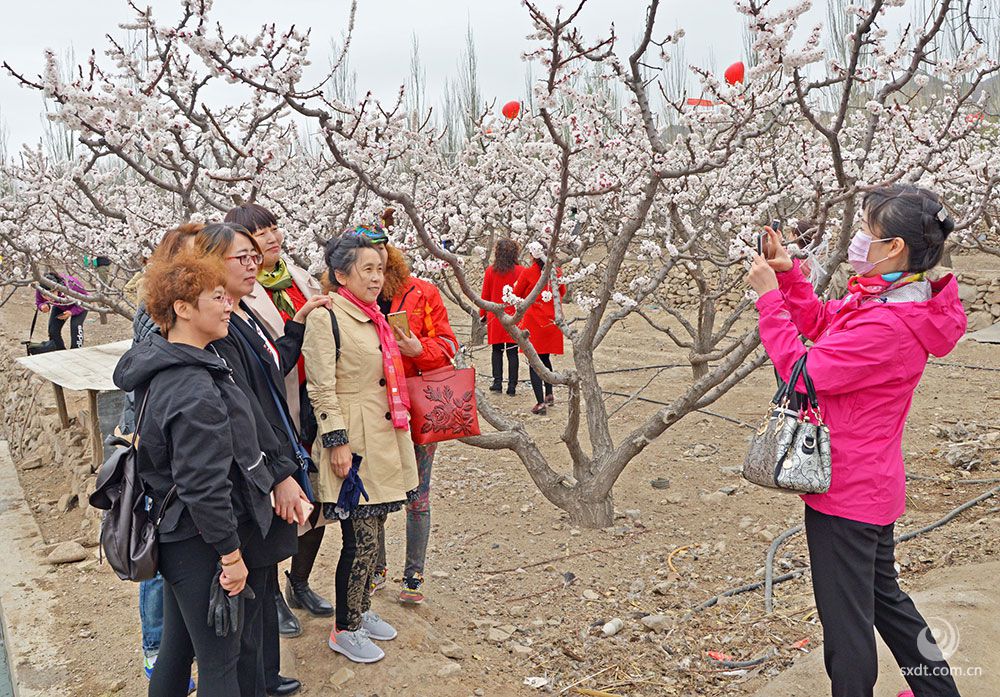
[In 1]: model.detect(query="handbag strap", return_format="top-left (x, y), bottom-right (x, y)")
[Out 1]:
top-left (798, 357), bottom-right (821, 413)
top-left (773, 354), bottom-right (808, 407)
top-left (131, 389), bottom-right (151, 449)
top-left (233, 324), bottom-right (307, 461)
top-left (325, 308), bottom-right (341, 362)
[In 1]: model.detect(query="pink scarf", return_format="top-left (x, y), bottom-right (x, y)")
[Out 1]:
top-left (337, 288), bottom-right (411, 430)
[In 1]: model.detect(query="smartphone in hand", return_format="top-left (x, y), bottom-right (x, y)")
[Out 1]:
top-left (387, 311), bottom-right (411, 338)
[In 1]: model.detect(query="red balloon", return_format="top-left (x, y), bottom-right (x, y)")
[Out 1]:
top-left (502, 100), bottom-right (521, 119)
top-left (724, 61), bottom-right (745, 85)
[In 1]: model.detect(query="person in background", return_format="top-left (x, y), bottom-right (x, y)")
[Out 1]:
top-left (301, 232), bottom-right (419, 663)
top-left (34, 271), bottom-right (88, 350)
top-left (357, 221), bottom-right (458, 606)
top-left (113, 250), bottom-right (265, 697)
top-left (512, 241), bottom-right (566, 416)
top-left (748, 184), bottom-right (965, 697)
top-left (480, 239), bottom-right (524, 396)
top-left (224, 203), bottom-right (333, 637)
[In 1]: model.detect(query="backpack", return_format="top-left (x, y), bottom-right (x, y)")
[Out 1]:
top-left (89, 390), bottom-right (175, 581)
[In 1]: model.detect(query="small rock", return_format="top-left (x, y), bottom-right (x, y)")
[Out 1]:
top-left (738, 516), bottom-right (754, 530)
top-left (582, 589), bottom-right (600, 601)
top-left (430, 570), bottom-right (451, 579)
top-left (475, 690), bottom-right (485, 697)
top-left (511, 642), bottom-right (533, 657)
top-left (650, 477), bottom-right (671, 490)
top-left (58, 493), bottom-right (79, 513)
top-left (436, 661), bottom-right (462, 678)
top-left (758, 528), bottom-right (776, 543)
top-left (699, 491), bottom-right (727, 505)
top-left (640, 614), bottom-right (672, 632)
top-left (440, 642), bottom-right (468, 660)
top-left (20, 457), bottom-right (43, 471)
top-left (624, 509), bottom-right (642, 522)
top-left (78, 629), bottom-right (92, 638)
top-left (653, 581), bottom-right (672, 595)
top-left (718, 485), bottom-right (738, 496)
top-left (488, 627), bottom-right (513, 642)
top-left (628, 579), bottom-right (645, 595)
top-left (601, 618), bottom-right (624, 637)
top-left (664, 494), bottom-right (685, 505)
top-left (329, 667), bottom-right (355, 689)
top-left (44, 541), bottom-right (88, 565)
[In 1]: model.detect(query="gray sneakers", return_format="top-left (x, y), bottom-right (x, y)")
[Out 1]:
top-left (361, 611), bottom-right (397, 641)
top-left (328, 627), bottom-right (385, 663)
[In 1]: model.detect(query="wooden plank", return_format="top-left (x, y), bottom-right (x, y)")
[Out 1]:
top-left (15, 340), bottom-right (130, 393)
top-left (87, 390), bottom-right (102, 471)
top-left (53, 385), bottom-right (69, 429)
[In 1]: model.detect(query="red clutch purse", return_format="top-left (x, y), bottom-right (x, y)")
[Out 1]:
top-left (406, 365), bottom-right (481, 445)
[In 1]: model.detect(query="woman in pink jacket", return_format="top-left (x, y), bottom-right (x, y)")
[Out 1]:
top-left (748, 185), bottom-right (966, 697)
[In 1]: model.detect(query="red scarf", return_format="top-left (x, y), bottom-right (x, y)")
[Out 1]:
top-left (337, 288), bottom-right (411, 430)
top-left (847, 272), bottom-right (926, 300)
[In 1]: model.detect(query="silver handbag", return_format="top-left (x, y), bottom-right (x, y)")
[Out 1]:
top-left (743, 354), bottom-right (831, 494)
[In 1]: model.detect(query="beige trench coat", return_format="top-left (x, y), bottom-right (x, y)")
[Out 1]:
top-left (301, 293), bottom-right (418, 506)
top-left (243, 257), bottom-right (323, 430)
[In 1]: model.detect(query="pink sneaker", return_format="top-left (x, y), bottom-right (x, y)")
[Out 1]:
top-left (897, 691), bottom-right (914, 697)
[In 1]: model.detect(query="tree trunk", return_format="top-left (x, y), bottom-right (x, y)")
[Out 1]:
top-left (469, 310), bottom-right (487, 346)
top-left (563, 490), bottom-right (615, 528)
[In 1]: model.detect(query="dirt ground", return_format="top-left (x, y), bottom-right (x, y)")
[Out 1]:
top-left (0, 256), bottom-right (998, 697)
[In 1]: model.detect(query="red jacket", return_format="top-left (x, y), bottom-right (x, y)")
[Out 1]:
top-left (512, 262), bottom-right (566, 355)
top-left (387, 277), bottom-right (458, 377)
top-left (479, 264), bottom-right (525, 345)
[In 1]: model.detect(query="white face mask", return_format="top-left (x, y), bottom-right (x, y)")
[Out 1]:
top-left (848, 231), bottom-right (896, 275)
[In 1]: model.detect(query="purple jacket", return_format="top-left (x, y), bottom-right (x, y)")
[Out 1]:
top-left (35, 274), bottom-right (88, 316)
top-left (756, 260), bottom-right (966, 525)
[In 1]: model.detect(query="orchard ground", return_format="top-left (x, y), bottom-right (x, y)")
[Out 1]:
top-left (1, 256), bottom-right (998, 697)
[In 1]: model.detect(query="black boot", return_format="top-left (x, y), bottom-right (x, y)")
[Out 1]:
top-left (285, 570), bottom-right (334, 617)
top-left (266, 676), bottom-right (302, 697)
top-left (506, 381), bottom-right (517, 396)
top-left (274, 591), bottom-right (302, 638)
top-left (489, 380), bottom-right (503, 392)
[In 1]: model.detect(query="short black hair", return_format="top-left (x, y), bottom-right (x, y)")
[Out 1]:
top-left (224, 203), bottom-right (278, 234)
top-left (862, 184), bottom-right (955, 273)
top-left (324, 233), bottom-right (376, 288)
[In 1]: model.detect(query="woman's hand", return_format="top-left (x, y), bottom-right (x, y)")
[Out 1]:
top-left (39, 303), bottom-right (51, 313)
top-left (57, 311), bottom-right (72, 321)
top-left (272, 476), bottom-right (308, 525)
top-left (393, 326), bottom-right (424, 357)
top-left (327, 444), bottom-right (353, 479)
top-left (219, 552), bottom-right (248, 596)
top-left (763, 227), bottom-right (793, 273)
top-left (748, 255), bottom-right (780, 295)
top-left (292, 295), bottom-right (332, 324)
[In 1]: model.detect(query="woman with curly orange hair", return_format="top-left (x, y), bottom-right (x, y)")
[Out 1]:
top-left (114, 251), bottom-right (269, 697)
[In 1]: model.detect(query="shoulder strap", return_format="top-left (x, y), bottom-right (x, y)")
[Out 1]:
top-left (232, 326), bottom-right (306, 450)
top-left (131, 389), bottom-right (151, 449)
top-left (325, 307), bottom-right (341, 362)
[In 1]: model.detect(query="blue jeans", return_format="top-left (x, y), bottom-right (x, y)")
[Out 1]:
top-left (139, 574), bottom-right (164, 657)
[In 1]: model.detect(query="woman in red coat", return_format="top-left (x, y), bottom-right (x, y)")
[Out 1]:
top-left (512, 243), bottom-right (566, 415)
top-left (480, 239), bottom-right (525, 395)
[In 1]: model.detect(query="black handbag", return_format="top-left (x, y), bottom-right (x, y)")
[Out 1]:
top-left (89, 391), bottom-right (175, 581)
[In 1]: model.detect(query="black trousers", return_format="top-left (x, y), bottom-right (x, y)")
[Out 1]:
top-left (46, 310), bottom-right (86, 350)
top-left (152, 536), bottom-right (240, 697)
top-left (528, 353), bottom-right (554, 404)
top-left (289, 523), bottom-right (325, 584)
top-left (236, 566), bottom-right (268, 697)
top-left (490, 343), bottom-right (519, 387)
top-left (262, 566), bottom-right (281, 691)
top-left (804, 505), bottom-right (961, 697)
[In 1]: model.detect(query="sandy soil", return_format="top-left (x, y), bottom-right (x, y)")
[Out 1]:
top-left (0, 257), bottom-right (997, 697)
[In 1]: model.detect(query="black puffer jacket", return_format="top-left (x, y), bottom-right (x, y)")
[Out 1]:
top-left (113, 334), bottom-right (274, 558)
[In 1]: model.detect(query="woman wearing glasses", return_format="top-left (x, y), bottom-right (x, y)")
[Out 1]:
top-left (196, 222), bottom-right (329, 696)
top-left (224, 203), bottom-right (333, 642)
top-left (113, 250), bottom-right (264, 697)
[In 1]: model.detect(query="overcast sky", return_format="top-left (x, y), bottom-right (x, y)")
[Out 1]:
top-left (0, 0), bottom-right (836, 149)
